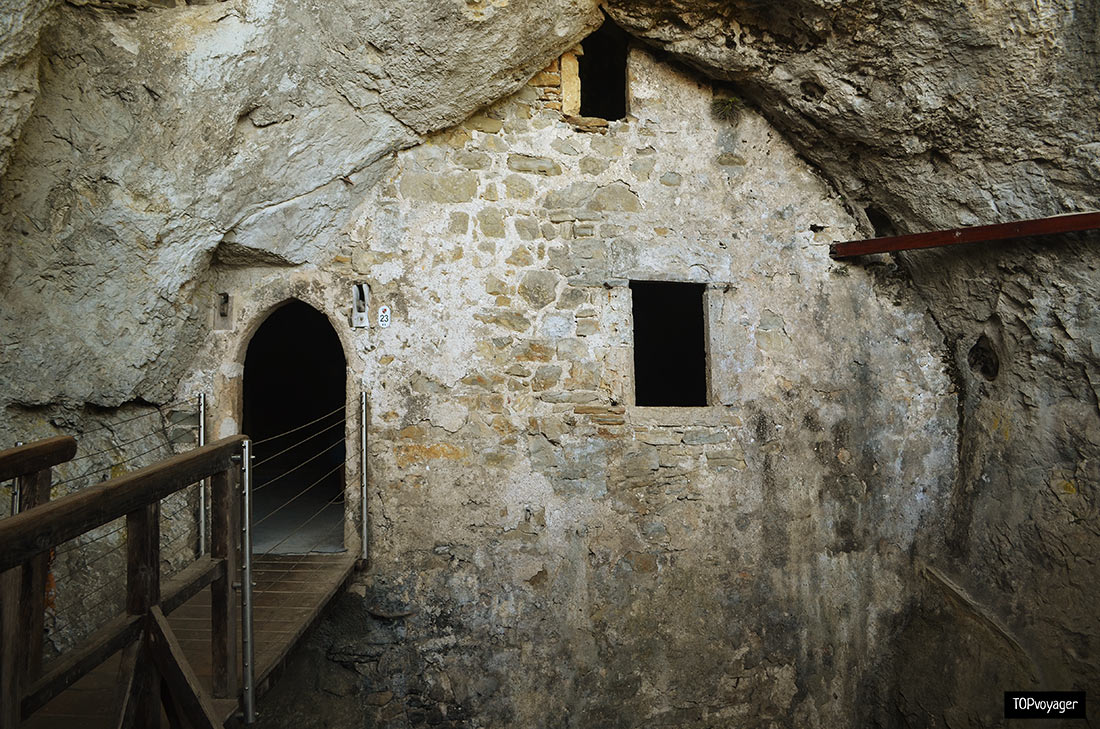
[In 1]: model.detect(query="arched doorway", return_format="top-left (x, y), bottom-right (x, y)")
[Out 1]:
top-left (243, 300), bottom-right (346, 554)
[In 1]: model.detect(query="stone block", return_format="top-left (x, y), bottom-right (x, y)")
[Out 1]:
top-left (551, 139), bottom-right (581, 156)
top-left (556, 338), bottom-right (589, 362)
top-left (506, 247), bottom-right (534, 266)
top-left (504, 174), bottom-right (534, 199)
top-left (683, 429), bottom-right (727, 445)
top-left (514, 216), bottom-right (541, 240)
top-left (716, 152), bottom-right (746, 167)
top-left (547, 246), bottom-right (578, 275)
top-left (630, 157), bottom-right (655, 181)
top-left (572, 221), bottom-right (597, 238)
top-left (706, 448), bottom-right (746, 469)
top-left (529, 71), bottom-right (561, 87)
top-left (477, 207), bottom-right (506, 238)
top-left (507, 153), bottom-right (563, 176)
top-left (485, 275), bottom-right (510, 295)
top-left (474, 310), bottom-right (530, 332)
top-left (454, 150), bottom-right (491, 170)
top-left (531, 365), bottom-right (562, 390)
top-left (400, 171), bottom-right (479, 203)
top-left (518, 270), bottom-right (560, 309)
top-left (556, 286), bottom-right (587, 309)
top-left (580, 156), bottom-right (609, 175)
top-left (448, 211), bottom-right (469, 235)
top-left (544, 181), bottom-right (596, 209)
top-left (590, 137), bottom-right (623, 157)
top-left (576, 318), bottom-right (599, 336)
top-left (622, 447), bottom-right (660, 475)
top-left (539, 390), bottom-right (600, 404)
top-left (588, 182), bottom-right (642, 212)
top-left (512, 339), bottom-right (554, 362)
top-left (466, 115), bottom-right (503, 133)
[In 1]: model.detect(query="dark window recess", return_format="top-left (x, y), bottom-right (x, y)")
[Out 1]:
top-left (578, 18), bottom-right (629, 120)
top-left (630, 281), bottom-right (708, 406)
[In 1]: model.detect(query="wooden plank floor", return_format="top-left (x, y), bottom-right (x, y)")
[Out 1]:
top-left (24, 552), bottom-right (358, 729)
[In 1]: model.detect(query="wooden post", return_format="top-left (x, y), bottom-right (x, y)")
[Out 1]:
top-left (209, 467), bottom-right (238, 699)
top-left (17, 468), bottom-right (51, 681)
top-left (1, 567), bottom-right (23, 729)
top-left (125, 503), bottom-right (160, 729)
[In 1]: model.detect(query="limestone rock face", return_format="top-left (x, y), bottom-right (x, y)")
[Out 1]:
top-left (0, 0), bottom-right (601, 407)
top-left (0, 0), bottom-right (54, 177)
top-left (605, 0), bottom-right (1100, 229)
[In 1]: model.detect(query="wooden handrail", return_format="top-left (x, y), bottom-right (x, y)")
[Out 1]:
top-left (0, 436), bottom-right (245, 573)
top-left (21, 557), bottom-right (224, 718)
top-left (1, 430), bottom-right (244, 729)
top-left (0, 437), bottom-right (77, 482)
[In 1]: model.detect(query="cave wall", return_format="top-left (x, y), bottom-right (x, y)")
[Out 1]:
top-left (0, 0), bottom-right (1096, 727)
top-left (598, 2), bottom-right (1100, 724)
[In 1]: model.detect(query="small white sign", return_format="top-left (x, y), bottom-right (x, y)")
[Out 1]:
top-left (378, 305), bottom-right (391, 328)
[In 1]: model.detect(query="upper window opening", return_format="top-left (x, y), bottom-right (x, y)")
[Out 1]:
top-left (630, 281), bottom-right (708, 407)
top-left (578, 18), bottom-right (629, 120)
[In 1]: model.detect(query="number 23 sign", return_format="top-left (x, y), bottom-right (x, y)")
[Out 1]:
top-left (378, 305), bottom-right (391, 328)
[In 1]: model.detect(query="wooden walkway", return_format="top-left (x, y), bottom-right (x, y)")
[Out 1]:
top-left (24, 553), bottom-right (358, 728)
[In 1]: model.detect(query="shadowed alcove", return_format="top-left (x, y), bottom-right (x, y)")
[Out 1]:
top-left (243, 300), bottom-right (347, 554)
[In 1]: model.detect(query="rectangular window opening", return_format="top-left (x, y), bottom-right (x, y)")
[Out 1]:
top-left (578, 16), bottom-right (629, 121)
top-left (630, 281), bottom-right (708, 407)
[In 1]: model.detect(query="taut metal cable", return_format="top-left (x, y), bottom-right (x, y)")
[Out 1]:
top-left (252, 436), bottom-right (346, 492)
top-left (48, 575), bottom-right (125, 639)
top-left (256, 488), bottom-right (344, 558)
top-left (67, 427), bottom-right (167, 463)
top-left (251, 416), bottom-right (346, 470)
top-left (52, 520), bottom-right (126, 559)
top-left (53, 437), bottom-right (173, 488)
top-left (69, 399), bottom-right (187, 437)
top-left (252, 460), bottom-right (345, 529)
top-left (252, 405), bottom-right (345, 447)
top-left (254, 494), bottom-right (346, 601)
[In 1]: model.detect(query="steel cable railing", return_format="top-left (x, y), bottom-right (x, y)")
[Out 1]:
top-left (251, 416), bottom-right (346, 470)
top-left (42, 400), bottom-right (203, 657)
top-left (252, 404), bottom-right (345, 447)
top-left (65, 397), bottom-right (188, 437)
top-left (253, 490), bottom-right (347, 601)
top-left (252, 432), bottom-right (346, 493)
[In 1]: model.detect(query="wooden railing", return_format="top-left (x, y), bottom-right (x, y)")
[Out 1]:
top-left (0, 434), bottom-right (246, 729)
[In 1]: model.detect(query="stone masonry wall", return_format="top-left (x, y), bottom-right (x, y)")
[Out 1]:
top-left (238, 48), bottom-right (957, 728)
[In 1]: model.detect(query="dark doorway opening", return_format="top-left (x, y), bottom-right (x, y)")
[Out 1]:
top-left (630, 281), bottom-right (708, 406)
top-left (579, 17), bottom-right (629, 120)
top-left (244, 300), bottom-right (346, 554)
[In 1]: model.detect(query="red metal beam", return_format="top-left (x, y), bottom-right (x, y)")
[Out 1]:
top-left (830, 211), bottom-right (1100, 258)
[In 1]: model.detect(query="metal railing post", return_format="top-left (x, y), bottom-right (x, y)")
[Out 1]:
top-left (360, 392), bottom-right (368, 564)
top-left (240, 438), bottom-right (256, 724)
top-left (8, 442), bottom-right (22, 518)
top-left (198, 394), bottom-right (207, 556)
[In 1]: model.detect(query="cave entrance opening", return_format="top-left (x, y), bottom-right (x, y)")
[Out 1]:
top-left (243, 300), bottom-right (347, 555)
